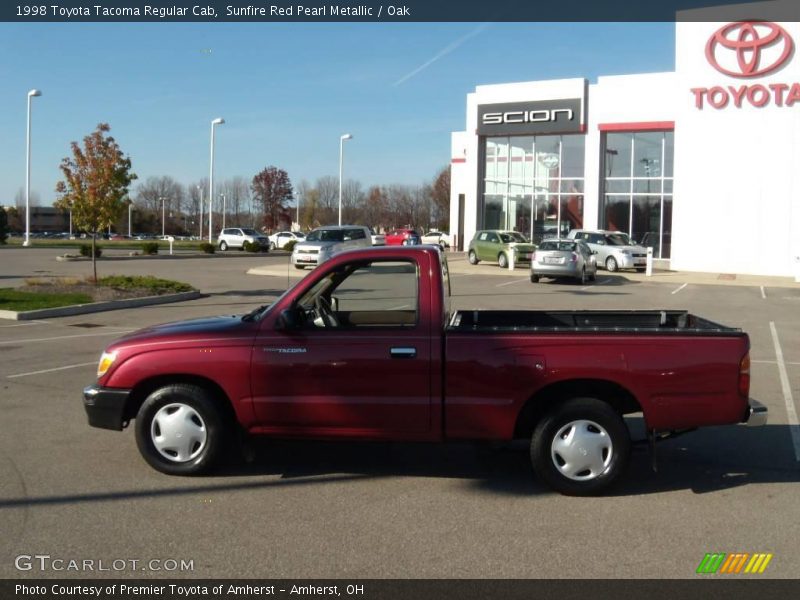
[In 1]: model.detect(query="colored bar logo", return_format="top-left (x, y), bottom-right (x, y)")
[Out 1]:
top-left (696, 553), bottom-right (773, 574)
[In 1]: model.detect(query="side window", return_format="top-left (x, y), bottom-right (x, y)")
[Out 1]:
top-left (299, 261), bottom-right (418, 330)
top-left (349, 228), bottom-right (366, 240)
top-left (487, 233), bottom-right (498, 243)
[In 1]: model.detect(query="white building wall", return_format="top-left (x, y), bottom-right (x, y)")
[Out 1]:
top-left (673, 20), bottom-right (800, 276)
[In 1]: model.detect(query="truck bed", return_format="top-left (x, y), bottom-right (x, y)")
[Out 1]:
top-left (448, 309), bottom-right (741, 335)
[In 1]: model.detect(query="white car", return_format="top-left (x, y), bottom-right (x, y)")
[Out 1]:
top-left (369, 228), bottom-right (386, 246)
top-left (268, 231), bottom-right (306, 250)
top-left (421, 231), bottom-right (452, 249)
top-left (217, 227), bottom-right (270, 251)
top-left (291, 225), bottom-right (372, 269)
top-left (567, 229), bottom-right (647, 272)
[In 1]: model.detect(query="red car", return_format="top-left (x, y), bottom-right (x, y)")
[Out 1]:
top-left (83, 247), bottom-right (765, 495)
top-left (384, 228), bottom-right (421, 246)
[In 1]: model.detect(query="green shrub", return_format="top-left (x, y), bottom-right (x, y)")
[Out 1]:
top-left (79, 244), bottom-right (102, 258)
top-left (199, 242), bottom-right (215, 254)
top-left (141, 242), bottom-right (159, 255)
top-left (283, 240), bottom-right (297, 253)
top-left (243, 241), bottom-right (263, 253)
top-left (97, 275), bottom-right (194, 294)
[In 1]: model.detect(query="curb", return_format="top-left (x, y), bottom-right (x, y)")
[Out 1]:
top-left (0, 291), bottom-right (203, 321)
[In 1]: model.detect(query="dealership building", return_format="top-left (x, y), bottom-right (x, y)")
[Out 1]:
top-left (449, 17), bottom-right (800, 276)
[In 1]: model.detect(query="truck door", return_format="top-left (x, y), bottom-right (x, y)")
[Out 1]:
top-left (250, 259), bottom-right (433, 439)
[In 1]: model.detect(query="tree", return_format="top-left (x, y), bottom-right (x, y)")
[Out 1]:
top-left (0, 207), bottom-right (8, 244)
top-left (55, 123), bottom-right (136, 281)
top-left (134, 176), bottom-right (184, 234)
top-left (251, 167), bottom-right (293, 232)
top-left (430, 166), bottom-right (451, 231)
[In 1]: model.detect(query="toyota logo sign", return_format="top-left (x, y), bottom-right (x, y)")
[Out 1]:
top-left (706, 21), bottom-right (794, 78)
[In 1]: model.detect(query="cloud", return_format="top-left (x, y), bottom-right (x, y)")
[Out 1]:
top-left (392, 23), bottom-right (491, 87)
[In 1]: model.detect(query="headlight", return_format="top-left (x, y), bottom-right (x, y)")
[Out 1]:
top-left (97, 351), bottom-right (117, 378)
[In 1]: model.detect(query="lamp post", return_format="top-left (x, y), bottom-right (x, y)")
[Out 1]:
top-left (220, 193), bottom-right (227, 230)
top-left (159, 196), bottom-right (167, 237)
top-left (208, 117), bottom-right (225, 241)
top-left (23, 88), bottom-right (42, 247)
top-left (338, 133), bottom-right (352, 226)
top-left (128, 201), bottom-right (134, 238)
top-left (197, 185), bottom-right (204, 239)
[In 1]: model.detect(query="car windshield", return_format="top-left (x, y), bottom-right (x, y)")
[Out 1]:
top-left (605, 233), bottom-right (631, 246)
top-left (241, 228), bottom-right (258, 236)
top-left (539, 241), bottom-right (576, 252)
top-left (306, 229), bottom-right (344, 242)
top-left (498, 232), bottom-right (527, 243)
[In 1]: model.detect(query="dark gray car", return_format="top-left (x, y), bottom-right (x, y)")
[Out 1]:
top-left (530, 239), bottom-right (597, 284)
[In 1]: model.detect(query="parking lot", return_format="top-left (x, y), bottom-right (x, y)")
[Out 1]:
top-left (1, 247), bottom-right (799, 578)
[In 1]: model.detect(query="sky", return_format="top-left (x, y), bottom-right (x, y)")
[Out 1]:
top-left (0, 21), bottom-right (675, 206)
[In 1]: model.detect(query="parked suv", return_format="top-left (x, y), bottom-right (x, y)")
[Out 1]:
top-left (291, 225), bottom-right (372, 269)
top-left (218, 228), bottom-right (270, 251)
top-left (468, 230), bottom-right (536, 268)
top-left (567, 229), bottom-right (647, 272)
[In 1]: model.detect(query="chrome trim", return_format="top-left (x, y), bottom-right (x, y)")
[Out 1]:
top-left (745, 398), bottom-right (768, 427)
top-left (390, 347), bottom-right (416, 359)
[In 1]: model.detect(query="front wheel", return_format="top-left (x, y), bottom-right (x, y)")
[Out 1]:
top-left (135, 384), bottom-right (227, 476)
top-left (498, 253), bottom-right (509, 269)
top-left (530, 398), bottom-right (630, 495)
top-left (605, 256), bottom-right (618, 272)
top-left (219, 241), bottom-right (228, 251)
top-left (468, 250), bottom-right (479, 265)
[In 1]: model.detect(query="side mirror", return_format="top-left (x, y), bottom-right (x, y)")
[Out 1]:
top-left (275, 308), bottom-right (298, 331)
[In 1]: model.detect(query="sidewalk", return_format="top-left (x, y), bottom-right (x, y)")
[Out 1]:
top-left (443, 252), bottom-right (800, 289)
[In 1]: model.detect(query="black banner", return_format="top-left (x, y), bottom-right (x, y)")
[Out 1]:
top-left (3, 0), bottom-right (800, 23)
top-left (3, 580), bottom-right (800, 600)
top-left (477, 98), bottom-right (584, 136)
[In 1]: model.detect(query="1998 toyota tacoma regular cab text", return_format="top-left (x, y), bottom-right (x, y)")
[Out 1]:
top-left (83, 247), bottom-right (767, 495)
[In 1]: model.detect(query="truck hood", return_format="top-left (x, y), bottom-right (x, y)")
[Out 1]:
top-left (108, 315), bottom-right (255, 350)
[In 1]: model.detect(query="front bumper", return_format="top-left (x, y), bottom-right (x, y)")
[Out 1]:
top-left (83, 385), bottom-right (132, 431)
top-left (743, 398), bottom-right (768, 427)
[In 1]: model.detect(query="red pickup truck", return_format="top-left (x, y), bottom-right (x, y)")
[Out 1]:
top-left (83, 247), bottom-right (766, 495)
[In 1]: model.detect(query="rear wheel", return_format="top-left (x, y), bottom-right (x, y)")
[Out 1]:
top-left (530, 274), bottom-right (540, 283)
top-left (135, 384), bottom-right (228, 476)
top-left (219, 241), bottom-right (228, 251)
top-left (468, 250), bottom-right (479, 265)
top-left (605, 256), bottom-right (618, 272)
top-left (530, 398), bottom-right (630, 495)
top-left (636, 267), bottom-right (646, 273)
top-left (498, 253), bottom-right (509, 269)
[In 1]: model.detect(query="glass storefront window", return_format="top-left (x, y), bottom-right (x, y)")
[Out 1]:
top-left (601, 130), bottom-right (674, 258)
top-left (482, 134), bottom-right (585, 244)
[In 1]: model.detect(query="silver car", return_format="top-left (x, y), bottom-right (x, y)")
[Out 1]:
top-left (291, 225), bottom-right (372, 269)
top-left (530, 239), bottom-right (597, 284)
top-left (568, 229), bottom-right (648, 272)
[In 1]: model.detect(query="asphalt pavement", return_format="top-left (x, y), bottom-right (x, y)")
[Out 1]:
top-left (0, 246), bottom-right (798, 579)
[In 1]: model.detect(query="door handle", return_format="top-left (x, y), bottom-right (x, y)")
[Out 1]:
top-left (390, 347), bottom-right (416, 359)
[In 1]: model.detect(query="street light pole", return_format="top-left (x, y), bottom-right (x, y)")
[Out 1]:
top-left (128, 202), bottom-right (133, 237)
top-left (338, 133), bottom-right (352, 226)
top-left (198, 185), bottom-right (204, 239)
top-left (23, 89), bottom-right (42, 247)
top-left (159, 196), bottom-right (166, 237)
top-left (220, 193), bottom-right (227, 230)
top-left (209, 117), bottom-right (225, 241)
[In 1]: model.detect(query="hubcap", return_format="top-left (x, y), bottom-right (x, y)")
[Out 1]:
top-left (550, 419), bottom-right (613, 481)
top-left (151, 403), bottom-right (207, 463)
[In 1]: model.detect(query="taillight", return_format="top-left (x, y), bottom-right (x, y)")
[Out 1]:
top-left (738, 352), bottom-right (750, 397)
top-left (570, 253), bottom-right (578, 262)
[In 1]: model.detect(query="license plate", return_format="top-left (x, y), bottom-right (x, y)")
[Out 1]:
top-left (298, 254), bottom-right (314, 261)
top-left (544, 257), bottom-right (563, 264)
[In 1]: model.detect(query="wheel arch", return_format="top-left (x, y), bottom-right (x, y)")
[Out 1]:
top-left (514, 378), bottom-right (643, 439)
top-left (123, 374), bottom-right (238, 427)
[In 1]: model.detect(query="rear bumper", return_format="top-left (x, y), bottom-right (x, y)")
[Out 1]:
top-left (743, 398), bottom-right (768, 427)
top-left (83, 385), bottom-right (131, 431)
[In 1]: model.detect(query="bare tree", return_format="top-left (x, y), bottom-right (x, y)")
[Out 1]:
top-left (430, 166), bottom-right (451, 231)
top-left (134, 176), bottom-right (184, 233)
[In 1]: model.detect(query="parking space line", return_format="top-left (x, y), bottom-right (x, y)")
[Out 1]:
top-left (769, 321), bottom-right (800, 462)
top-left (496, 279), bottom-right (527, 287)
top-left (671, 283), bottom-right (688, 295)
top-left (752, 359), bottom-right (800, 366)
top-left (0, 330), bottom-right (135, 346)
top-left (761, 286), bottom-right (767, 299)
top-left (7, 362), bottom-right (97, 379)
top-left (0, 321), bottom-right (47, 328)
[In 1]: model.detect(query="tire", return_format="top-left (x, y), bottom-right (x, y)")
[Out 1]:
top-left (269, 242), bottom-right (276, 251)
top-left (468, 250), bottom-right (479, 265)
top-left (636, 267), bottom-right (646, 273)
top-left (135, 384), bottom-right (227, 476)
top-left (589, 271), bottom-right (597, 282)
top-left (498, 253), bottom-right (508, 269)
top-left (530, 274), bottom-right (540, 283)
top-left (530, 397), bottom-right (630, 496)
top-left (605, 256), bottom-right (618, 272)
top-left (219, 241), bottom-right (228, 251)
